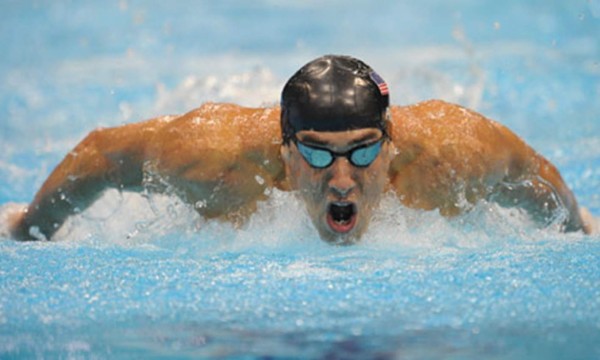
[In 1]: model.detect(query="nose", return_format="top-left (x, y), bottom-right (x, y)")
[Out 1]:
top-left (328, 157), bottom-right (356, 198)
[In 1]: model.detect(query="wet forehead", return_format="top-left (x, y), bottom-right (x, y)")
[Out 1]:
top-left (295, 128), bottom-right (382, 150)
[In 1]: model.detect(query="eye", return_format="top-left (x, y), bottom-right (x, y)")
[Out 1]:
top-left (309, 148), bottom-right (333, 168)
top-left (297, 143), bottom-right (333, 168)
top-left (350, 141), bottom-right (381, 166)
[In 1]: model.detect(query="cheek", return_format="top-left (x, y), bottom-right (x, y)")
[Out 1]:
top-left (361, 161), bottom-right (389, 202)
top-left (288, 157), bottom-right (322, 193)
top-left (285, 156), bottom-right (303, 189)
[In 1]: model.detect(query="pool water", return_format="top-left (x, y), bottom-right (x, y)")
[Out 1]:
top-left (1, 1), bottom-right (600, 358)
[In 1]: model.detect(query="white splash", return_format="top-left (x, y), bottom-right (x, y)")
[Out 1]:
top-left (30, 186), bottom-right (581, 252)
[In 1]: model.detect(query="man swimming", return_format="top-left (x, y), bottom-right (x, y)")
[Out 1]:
top-left (4, 55), bottom-right (596, 242)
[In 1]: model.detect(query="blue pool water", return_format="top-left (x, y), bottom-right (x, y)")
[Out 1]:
top-left (1, 1), bottom-right (600, 358)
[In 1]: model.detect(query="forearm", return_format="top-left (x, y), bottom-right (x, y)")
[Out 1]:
top-left (12, 123), bottom-right (151, 240)
top-left (493, 151), bottom-right (585, 232)
top-left (476, 116), bottom-right (586, 232)
top-left (532, 157), bottom-right (584, 232)
top-left (15, 172), bottom-right (110, 241)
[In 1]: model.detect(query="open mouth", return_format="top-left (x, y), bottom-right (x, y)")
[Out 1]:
top-left (326, 202), bottom-right (357, 233)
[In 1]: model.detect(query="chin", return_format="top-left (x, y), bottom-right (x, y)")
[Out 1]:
top-left (316, 214), bottom-right (366, 245)
top-left (318, 228), bottom-right (361, 245)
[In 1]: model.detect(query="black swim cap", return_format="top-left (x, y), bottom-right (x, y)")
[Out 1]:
top-left (281, 55), bottom-right (390, 144)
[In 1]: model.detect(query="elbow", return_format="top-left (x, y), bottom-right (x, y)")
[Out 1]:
top-left (78, 127), bottom-right (144, 189)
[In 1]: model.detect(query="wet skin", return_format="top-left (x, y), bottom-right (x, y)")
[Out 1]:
top-left (5, 100), bottom-right (593, 241)
top-left (281, 128), bottom-right (393, 244)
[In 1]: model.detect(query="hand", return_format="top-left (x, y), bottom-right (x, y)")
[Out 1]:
top-left (0, 202), bottom-right (28, 240)
top-left (580, 207), bottom-right (599, 235)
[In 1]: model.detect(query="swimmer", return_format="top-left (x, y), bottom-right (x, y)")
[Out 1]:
top-left (3, 55), bottom-right (597, 242)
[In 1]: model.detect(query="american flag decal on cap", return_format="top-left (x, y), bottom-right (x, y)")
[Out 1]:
top-left (369, 71), bottom-right (389, 96)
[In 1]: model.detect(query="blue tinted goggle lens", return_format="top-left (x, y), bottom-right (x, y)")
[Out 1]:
top-left (296, 140), bottom-right (383, 169)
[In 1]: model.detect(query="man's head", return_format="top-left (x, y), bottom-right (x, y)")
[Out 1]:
top-left (280, 55), bottom-right (394, 244)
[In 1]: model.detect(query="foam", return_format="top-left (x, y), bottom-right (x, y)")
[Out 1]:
top-left (28, 186), bottom-right (584, 252)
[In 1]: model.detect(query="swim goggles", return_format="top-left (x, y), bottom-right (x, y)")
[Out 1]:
top-left (294, 137), bottom-right (385, 169)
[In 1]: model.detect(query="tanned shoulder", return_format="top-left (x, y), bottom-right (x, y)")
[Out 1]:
top-left (387, 100), bottom-right (536, 214)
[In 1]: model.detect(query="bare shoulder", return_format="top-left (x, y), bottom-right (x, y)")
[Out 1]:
top-left (390, 99), bottom-right (515, 142)
top-left (387, 100), bottom-right (536, 213)
top-left (150, 103), bottom-right (281, 153)
top-left (145, 103), bottom-right (286, 199)
top-left (389, 99), bottom-right (533, 166)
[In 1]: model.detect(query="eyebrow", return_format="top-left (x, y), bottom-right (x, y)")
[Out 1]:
top-left (300, 132), bottom-right (381, 148)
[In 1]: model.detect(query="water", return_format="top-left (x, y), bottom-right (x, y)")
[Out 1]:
top-left (1, 1), bottom-right (600, 358)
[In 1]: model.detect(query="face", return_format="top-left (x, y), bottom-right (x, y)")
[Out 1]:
top-left (281, 128), bottom-right (393, 244)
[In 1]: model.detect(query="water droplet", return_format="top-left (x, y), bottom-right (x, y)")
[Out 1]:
top-left (255, 175), bottom-right (265, 185)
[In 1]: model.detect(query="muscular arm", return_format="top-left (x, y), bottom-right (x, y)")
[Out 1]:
top-left (11, 116), bottom-right (172, 240)
top-left (11, 103), bottom-right (286, 240)
top-left (143, 103), bottom-right (285, 223)
top-left (388, 100), bottom-right (588, 233)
